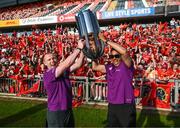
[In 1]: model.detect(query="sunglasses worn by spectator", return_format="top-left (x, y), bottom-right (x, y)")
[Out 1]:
top-left (109, 54), bottom-right (121, 59)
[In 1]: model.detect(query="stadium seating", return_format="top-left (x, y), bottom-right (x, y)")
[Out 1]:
top-left (107, 0), bottom-right (118, 11)
top-left (133, 0), bottom-right (145, 8)
top-left (115, 0), bottom-right (125, 10)
top-left (92, 2), bottom-right (105, 12)
top-left (167, 0), bottom-right (180, 5)
top-left (1, 0), bottom-right (178, 20)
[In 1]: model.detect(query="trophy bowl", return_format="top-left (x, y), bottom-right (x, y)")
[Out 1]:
top-left (75, 9), bottom-right (104, 60)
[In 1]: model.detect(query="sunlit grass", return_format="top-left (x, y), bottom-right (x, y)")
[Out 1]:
top-left (0, 97), bottom-right (180, 127)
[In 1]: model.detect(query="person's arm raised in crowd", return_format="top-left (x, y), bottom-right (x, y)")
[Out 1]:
top-left (151, 54), bottom-right (156, 68)
top-left (69, 51), bottom-right (85, 73)
top-left (31, 53), bottom-right (35, 62)
top-left (19, 62), bottom-right (25, 73)
top-left (92, 60), bottom-right (106, 73)
top-left (136, 53), bottom-right (142, 65)
top-left (99, 32), bottom-right (132, 68)
top-left (138, 45), bottom-right (142, 54)
top-left (55, 39), bottom-right (85, 78)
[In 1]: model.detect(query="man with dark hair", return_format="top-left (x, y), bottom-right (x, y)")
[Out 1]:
top-left (92, 32), bottom-right (136, 127)
top-left (43, 39), bottom-right (85, 127)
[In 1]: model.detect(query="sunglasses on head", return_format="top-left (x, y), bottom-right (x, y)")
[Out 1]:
top-left (109, 54), bottom-right (121, 59)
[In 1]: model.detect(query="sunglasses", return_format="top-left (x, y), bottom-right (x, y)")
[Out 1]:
top-left (109, 54), bottom-right (121, 59)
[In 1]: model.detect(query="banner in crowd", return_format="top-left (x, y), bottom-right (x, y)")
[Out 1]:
top-left (141, 82), bottom-right (174, 109)
top-left (16, 80), bottom-right (41, 96)
top-left (57, 12), bottom-right (103, 23)
top-left (19, 16), bottom-right (57, 26)
top-left (101, 7), bottom-right (155, 19)
top-left (57, 14), bottom-right (75, 23)
top-left (155, 82), bottom-right (174, 109)
top-left (0, 19), bottom-right (19, 27)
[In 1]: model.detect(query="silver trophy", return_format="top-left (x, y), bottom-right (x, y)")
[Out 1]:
top-left (75, 9), bottom-right (104, 60)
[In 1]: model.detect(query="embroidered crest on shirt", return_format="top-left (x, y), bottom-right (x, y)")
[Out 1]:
top-left (109, 67), bottom-right (112, 70)
top-left (126, 98), bottom-right (132, 102)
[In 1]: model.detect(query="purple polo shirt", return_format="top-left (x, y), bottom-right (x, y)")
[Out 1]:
top-left (105, 61), bottom-right (135, 104)
top-left (43, 67), bottom-right (72, 111)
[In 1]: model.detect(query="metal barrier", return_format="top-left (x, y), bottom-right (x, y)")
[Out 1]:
top-left (70, 76), bottom-right (107, 103)
top-left (0, 77), bottom-right (180, 109)
top-left (0, 78), bottom-right (13, 93)
top-left (171, 79), bottom-right (180, 108)
top-left (0, 76), bottom-right (108, 102)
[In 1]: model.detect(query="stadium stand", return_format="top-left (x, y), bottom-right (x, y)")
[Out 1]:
top-left (92, 2), bottom-right (105, 12)
top-left (115, 0), bottom-right (125, 10)
top-left (0, 0), bottom-right (179, 20)
top-left (133, 0), bottom-right (145, 8)
top-left (107, 0), bottom-right (118, 11)
top-left (0, 0), bottom-right (179, 109)
top-left (167, 0), bottom-right (180, 6)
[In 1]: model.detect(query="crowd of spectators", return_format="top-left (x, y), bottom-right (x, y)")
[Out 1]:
top-left (1, 0), bottom-right (179, 21)
top-left (0, 18), bottom-right (179, 101)
top-left (0, 0), bottom-right (100, 20)
top-left (0, 0), bottom-right (80, 20)
top-left (0, 1), bottom-right (46, 20)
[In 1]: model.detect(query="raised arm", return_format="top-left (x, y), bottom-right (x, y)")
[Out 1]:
top-left (99, 32), bottom-right (132, 68)
top-left (70, 51), bottom-right (85, 73)
top-left (55, 39), bottom-right (85, 78)
top-left (92, 60), bottom-right (106, 73)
